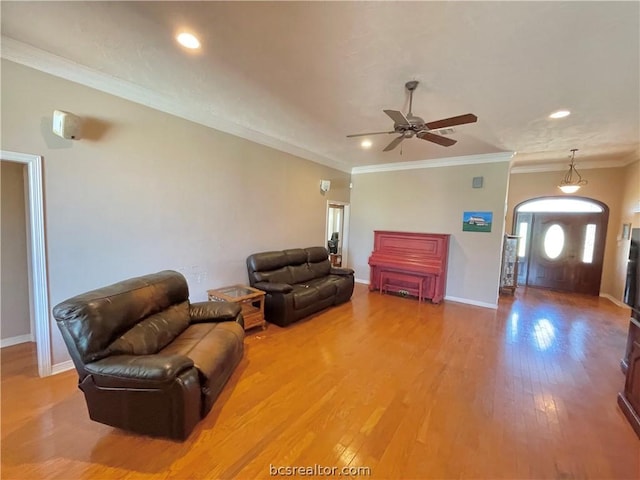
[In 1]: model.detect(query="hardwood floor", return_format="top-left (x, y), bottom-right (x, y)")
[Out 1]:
top-left (2, 284), bottom-right (639, 479)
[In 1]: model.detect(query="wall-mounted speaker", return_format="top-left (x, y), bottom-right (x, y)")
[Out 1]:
top-left (52, 110), bottom-right (82, 140)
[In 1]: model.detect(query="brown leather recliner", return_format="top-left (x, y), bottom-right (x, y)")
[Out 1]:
top-left (52, 270), bottom-right (244, 440)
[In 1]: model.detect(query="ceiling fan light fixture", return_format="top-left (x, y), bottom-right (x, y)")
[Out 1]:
top-left (360, 139), bottom-right (372, 149)
top-left (549, 110), bottom-right (571, 119)
top-left (176, 32), bottom-right (201, 49)
top-left (558, 149), bottom-right (588, 193)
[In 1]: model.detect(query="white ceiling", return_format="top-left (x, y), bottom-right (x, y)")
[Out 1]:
top-left (2, 1), bottom-right (639, 173)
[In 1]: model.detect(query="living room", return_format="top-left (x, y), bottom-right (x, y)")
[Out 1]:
top-left (1, 2), bottom-right (639, 479)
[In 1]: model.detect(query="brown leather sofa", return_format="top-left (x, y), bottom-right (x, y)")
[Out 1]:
top-left (52, 270), bottom-right (244, 440)
top-left (246, 246), bottom-right (354, 327)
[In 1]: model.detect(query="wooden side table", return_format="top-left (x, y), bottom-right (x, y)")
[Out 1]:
top-left (207, 284), bottom-right (266, 331)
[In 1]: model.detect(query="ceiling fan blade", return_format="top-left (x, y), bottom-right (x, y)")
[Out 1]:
top-left (417, 131), bottom-right (457, 147)
top-left (383, 109), bottom-right (409, 125)
top-left (425, 113), bottom-right (478, 130)
top-left (383, 136), bottom-right (405, 152)
top-left (346, 130), bottom-right (395, 138)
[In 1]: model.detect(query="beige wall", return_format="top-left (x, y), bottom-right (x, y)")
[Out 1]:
top-left (506, 165), bottom-right (635, 299)
top-left (1, 161), bottom-right (32, 341)
top-left (1, 60), bottom-right (350, 365)
top-left (613, 160), bottom-right (640, 299)
top-left (349, 160), bottom-right (511, 307)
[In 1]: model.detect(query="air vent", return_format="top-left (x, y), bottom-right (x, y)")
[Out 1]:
top-left (435, 128), bottom-right (456, 136)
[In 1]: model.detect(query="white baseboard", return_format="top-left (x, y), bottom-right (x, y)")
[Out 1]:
top-left (0, 333), bottom-right (34, 348)
top-left (444, 295), bottom-right (498, 310)
top-left (51, 360), bottom-right (75, 375)
top-left (354, 278), bottom-right (370, 285)
top-left (600, 293), bottom-right (630, 309)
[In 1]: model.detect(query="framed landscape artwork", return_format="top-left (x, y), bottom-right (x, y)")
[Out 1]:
top-left (463, 211), bottom-right (493, 233)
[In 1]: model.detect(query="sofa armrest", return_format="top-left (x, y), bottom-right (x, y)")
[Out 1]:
top-left (190, 301), bottom-right (241, 323)
top-left (253, 281), bottom-right (293, 293)
top-left (85, 354), bottom-right (193, 383)
top-left (330, 267), bottom-right (354, 276)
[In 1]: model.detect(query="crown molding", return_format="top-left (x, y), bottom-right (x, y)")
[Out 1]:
top-left (1, 36), bottom-right (352, 173)
top-left (351, 151), bottom-right (514, 175)
top-left (510, 156), bottom-right (636, 174)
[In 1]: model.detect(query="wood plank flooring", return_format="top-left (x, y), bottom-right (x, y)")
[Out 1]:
top-left (2, 284), bottom-right (639, 479)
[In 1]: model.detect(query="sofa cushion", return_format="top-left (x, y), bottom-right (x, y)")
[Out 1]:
top-left (306, 246), bottom-right (329, 262)
top-left (247, 251), bottom-right (289, 272)
top-left (328, 275), bottom-right (354, 298)
top-left (247, 251), bottom-right (294, 285)
top-left (160, 321), bottom-right (243, 415)
top-left (291, 284), bottom-right (320, 309)
top-left (107, 301), bottom-right (190, 355)
top-left (289, 264), bottom-right (315, 284)
top-left (306, 246), bottom-right (331, 278)
top-left (283, 248), bottom-right (308, 265)
top-left (254, 266), bottom-right (293, 285)
top-left (304, 278), bottom-right (336, 300)
top-left (308, 258), bottom-right (331, 278)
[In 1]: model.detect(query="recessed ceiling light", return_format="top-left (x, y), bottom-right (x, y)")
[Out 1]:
top-left (176, 32), bottom-right (201, 49)
top-left (549, 110), bottom-right (571, 119)
top-left (361, 139), bottom-right (372, 149)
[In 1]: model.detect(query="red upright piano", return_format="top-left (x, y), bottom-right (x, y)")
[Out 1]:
top-left (368, 231), bottom-right (450, 303)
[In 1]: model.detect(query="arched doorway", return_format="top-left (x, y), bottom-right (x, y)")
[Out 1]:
top-left (513, 196), bottom-right (609, 295)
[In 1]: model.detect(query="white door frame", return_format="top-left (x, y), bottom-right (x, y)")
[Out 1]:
top-left (2, 150), bottom-right (51, 376)
top-left (325, 200), bottom-right (350, 267)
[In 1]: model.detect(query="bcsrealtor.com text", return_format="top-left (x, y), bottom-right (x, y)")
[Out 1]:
top-left (269, 464), bottom-right (371, 477)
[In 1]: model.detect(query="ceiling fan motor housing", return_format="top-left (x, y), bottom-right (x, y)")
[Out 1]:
top-left (406, 114), bottom-right (425, 126)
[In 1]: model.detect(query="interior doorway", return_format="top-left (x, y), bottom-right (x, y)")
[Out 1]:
top-left (1, 161), bottom-right (32, 347)
top-left (1, 150), bottom-right (51, 376)
top-left (514, 197), bottom-right (608, 295)
top-left (325, 201), bottom-right (350, 268)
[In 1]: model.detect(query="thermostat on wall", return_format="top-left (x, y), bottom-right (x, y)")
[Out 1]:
top-left (52, 110), bottom-right (82, 140)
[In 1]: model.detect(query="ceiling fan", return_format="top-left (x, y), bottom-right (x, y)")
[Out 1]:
top-left (346, 81), bottom-right (478, 151)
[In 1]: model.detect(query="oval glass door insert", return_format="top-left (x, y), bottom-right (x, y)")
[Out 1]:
top-left (544, 224), bottom-right (564, 259)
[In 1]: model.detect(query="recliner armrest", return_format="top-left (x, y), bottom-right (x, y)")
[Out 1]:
top-left (330, 267), bottom-right (354, 276)
top-left (190, 301), bottom-right (241, 323)
top-left (85, 354), bottom-right (193, 383)
top-left (253, 281), bottom-right (293, 293)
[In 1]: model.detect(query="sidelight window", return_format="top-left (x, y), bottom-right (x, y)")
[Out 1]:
top-left (517, 222), bottom-right (528, 257)
top-left (582, 224), bottom-right (596, 263)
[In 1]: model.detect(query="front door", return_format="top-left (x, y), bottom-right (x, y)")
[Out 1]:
top-left (526, 212), bottom-right (606, 295)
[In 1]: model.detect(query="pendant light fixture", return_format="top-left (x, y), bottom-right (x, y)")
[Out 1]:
top-left (558, 149), bottom-right (587, 194)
